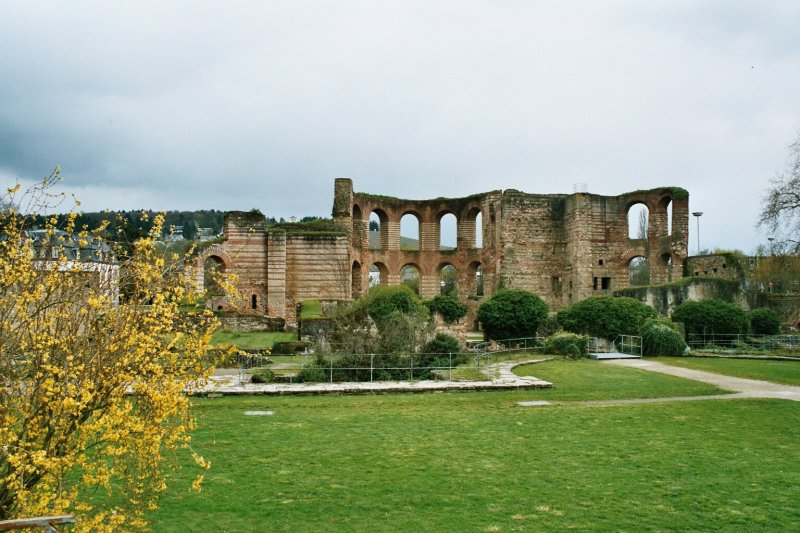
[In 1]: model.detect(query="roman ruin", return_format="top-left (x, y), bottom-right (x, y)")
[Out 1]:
top-left (196, 179), bottom-right (689, 326)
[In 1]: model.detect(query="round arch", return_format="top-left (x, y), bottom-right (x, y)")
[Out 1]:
top-left (628, 255), bottom-right (650, 286)
top-left (437, 263), bottom-right (458, 295)
top-left (369, 262), bottom-right (388, 287)
top-left (400, 263), bottom-right (421, 294)
top-left (627, 202), bottom-right (650, 240)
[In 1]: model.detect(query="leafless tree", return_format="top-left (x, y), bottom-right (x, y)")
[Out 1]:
top-left (759, 134), bottom-right (800, 254)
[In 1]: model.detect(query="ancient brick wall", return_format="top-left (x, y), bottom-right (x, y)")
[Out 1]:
top-left (212, 180), bottom-right (690, 327)
top-left (284, 234), bottom-right (350, 326)
top-left (685, 255), bottom-right (741, 280)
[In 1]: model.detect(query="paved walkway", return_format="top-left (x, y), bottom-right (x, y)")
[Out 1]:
top-left (191, 359), bottom-right (552, 396)
top-left (519, 358), bottom-right (800, 408)
top-left (601, 358), bottom-right (800, 402)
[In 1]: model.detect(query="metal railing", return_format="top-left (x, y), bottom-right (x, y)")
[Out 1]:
top-left (241, 337), bottom-right (546, 384)
top-left (471, 337), bottom-right (544, 367)
top-left (588, 335), bottom-right (642, 356)
top-left (686, 334), bottom-right (800, 355)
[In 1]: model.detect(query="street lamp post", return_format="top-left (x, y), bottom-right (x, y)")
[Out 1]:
top-left (692, 211), bottom-right (703, 255)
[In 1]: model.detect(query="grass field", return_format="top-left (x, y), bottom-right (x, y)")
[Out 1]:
top-left (142, 360), bottom-right (800, 532)
top-left (657, 356), bottom-right (800, 386)
top-left (210, 329), bottom-right (296, 350)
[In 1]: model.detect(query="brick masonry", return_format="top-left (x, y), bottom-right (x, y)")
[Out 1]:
top-left (198, 179), bottom-right (690, 326)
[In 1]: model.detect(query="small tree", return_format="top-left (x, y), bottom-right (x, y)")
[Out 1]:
top-left (640, 320), bottom-right (687, 356)
top-left (671, 300), bottom-right (750, 336)
top-left (422, 333), bottom-right (461, 355)
top-left (0, 174), bottom-right (219, 530)
top-left (366, 284), bottom-right (429, 326)
top-left (750, 308), bottom-right (781, 335)
top-left (477, 289), bottom-right (548, 342)
top-left (556, 296), bottom-right (657, 340)
top-left (426, 294), bottom-right (468, 324)
top-left (759, 133), bottom-right (800, 253)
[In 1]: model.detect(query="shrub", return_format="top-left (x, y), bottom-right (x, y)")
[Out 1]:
top-left (249, 368), bottom-right (275, 384)
top-left (296, 366), bottom-right (328, 383)
top-left (477, 289), bottom-right (549, 342)
top-left (750, 308), bottom-right (781, 335)
top-left (426, 294), bottom-right (469, 324)
top-left (543, 331), bottom-right (588, 359)
top-left (556, 296), bottom-right (657, 340)
top-left (640, 321), bottom-right (687, 356)
top-left (423, 333), bottom-right (461, 355)
top-left (272, 341), bottom-right (311, 355)
top-left (671, 300), bottom-right (749, 336)
top-left (366, 285), bottom-right (429, 326)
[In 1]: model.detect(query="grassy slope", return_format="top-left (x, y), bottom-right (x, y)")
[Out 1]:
top-left (210, 330), bottom-right (296, 350)
top-left (657, 356), bottom-right (800, 386)
top-left (143, 361), bottom-right (800, 532)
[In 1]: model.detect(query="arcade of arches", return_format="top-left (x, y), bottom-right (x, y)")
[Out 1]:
top-left (198, 180), bottom-right (690, 326)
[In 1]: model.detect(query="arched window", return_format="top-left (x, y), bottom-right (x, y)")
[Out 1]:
top-left (203, 256), bottom-right (225, 295)
top-left (400, 213), bottom-right (420, 251)
top-left (629, 256), bottom-right (650, 286)
top-left (369, 263), bottom-right (388, 287)
top-left (439, 213), bottom-right (457, 250)
top-left (439, 264), bottom-right (457, 295)
top-left (369, 210), bottom-right (388, 250)
top-left (401, 264), bottom-right (421, 294)
top-left (627, 203), bottom-right (649, 240)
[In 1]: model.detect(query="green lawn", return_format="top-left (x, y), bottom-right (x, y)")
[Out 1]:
top-left (211, 329), bottom-right (296, 350)
top-left (512, 358), bottom-right (729, 400)
top-left (657, 356), bottom-right (800, 386)
top-left (140, 361), bottom-right (800, 532)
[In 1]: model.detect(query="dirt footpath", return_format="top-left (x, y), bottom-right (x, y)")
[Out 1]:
top-left (604, 358), bottom-right (800, 402)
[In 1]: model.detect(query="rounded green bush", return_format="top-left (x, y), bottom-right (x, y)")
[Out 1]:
top-left (366, 285), bottom-right (428, 325)
top-left (556, 296), bottom-right (657, 340)
top-left (671, 300), bottom-right (749, 335)
top-left (296, 366), bottom-right (328, 383)
top-left (423, 333), bottom-right (461, 355)
top-left (249, 368), bottom-right (275, 384)
top-left (477, 289), bottom-right (548, 342)
top-left (750, 308), bottom-right (781, 335)
top-left (641, 322), bottom-right (687, 356)
top-left (543, 331), bottom-right (588, 359)
top-left (426, 294), bottom-right (468, 324)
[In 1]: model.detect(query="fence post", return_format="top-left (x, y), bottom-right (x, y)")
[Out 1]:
top-left (330, 357), bottom-right (333, 383)
top-left (410, 353), bottom-right (414, 381)
top-left (370, 354), bottom-right (374, 383)
top-left (449, 352), bottom-right (452, 381)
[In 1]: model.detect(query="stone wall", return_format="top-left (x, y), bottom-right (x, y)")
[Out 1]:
top-left (218, 313), bottom-right (285, 332)
top-left (212, 180), bottom-right (691, 326)
top-left (685, 254), bottom-right (744, 281)
top-left (284, 235), bottom-right (350, 326)
top-left (614, 278), bottom-right (748, 316)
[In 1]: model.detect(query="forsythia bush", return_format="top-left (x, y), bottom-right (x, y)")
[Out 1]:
top-left (0, 174), bottom-right (221, 531)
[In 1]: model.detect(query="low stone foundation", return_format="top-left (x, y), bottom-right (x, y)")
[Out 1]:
top-left (219, 313), bottom-right (286, 332)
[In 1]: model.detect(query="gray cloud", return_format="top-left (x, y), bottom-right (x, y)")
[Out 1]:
top-left (1, 0), bottom-right (799, 252)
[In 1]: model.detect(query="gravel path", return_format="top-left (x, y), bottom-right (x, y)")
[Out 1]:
top-left (603, 358), bottom-right (800, 402)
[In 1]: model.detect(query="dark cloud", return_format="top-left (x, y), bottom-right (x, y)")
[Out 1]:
top-left (1, 1), bottom-right (799, 252)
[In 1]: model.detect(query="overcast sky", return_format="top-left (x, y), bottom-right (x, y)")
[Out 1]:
top-left (1, 1), bottom-right (799, 253)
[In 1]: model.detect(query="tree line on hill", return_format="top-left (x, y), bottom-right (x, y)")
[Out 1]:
top-left (30, 210), bottom-right (326, 241)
